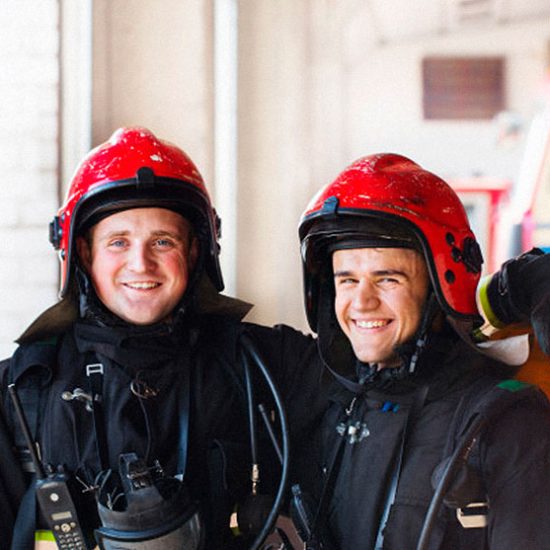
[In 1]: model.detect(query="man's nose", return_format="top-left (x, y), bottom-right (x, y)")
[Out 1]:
top-left (353, 281), bottom-right (379, 309)
top-left (127, 244), bottom-right (154, 272)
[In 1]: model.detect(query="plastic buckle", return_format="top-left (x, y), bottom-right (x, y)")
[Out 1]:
top-left (86, 363), bottom-right (104, 377)
top-left (456, 501), bottom-right (488, 529)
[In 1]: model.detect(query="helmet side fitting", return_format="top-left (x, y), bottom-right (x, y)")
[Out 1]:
top-left (299, 153), bottom-right (483, 335)
top-left (49, 127), bottom-right (223, 298)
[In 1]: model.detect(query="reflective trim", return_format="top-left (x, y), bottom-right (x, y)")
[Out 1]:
top-left (35, 530), bottom-right (55, 541)
top-left (475, 274), bottom-right (505, 339)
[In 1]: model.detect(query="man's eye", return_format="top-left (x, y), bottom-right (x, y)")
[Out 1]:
top-left (379, 277), bottom-right (399, 285)
top-left (155, 238), bottom-right (173, 247)
top-left (336, 277), bottom-right (356, 286)
top-left (109, 239), bottom-right (126, 248)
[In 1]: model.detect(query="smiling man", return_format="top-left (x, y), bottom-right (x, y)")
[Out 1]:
top-left (0, 127), bottom-right (320, 550)
top-left (296, 153), bottom-right (550, 549)
top-left (77, 207), bottom-right (198, 326)
top-left (0, 128), bottom-right (243, 549)
top-left (333, 247), bottom-right (430, 369)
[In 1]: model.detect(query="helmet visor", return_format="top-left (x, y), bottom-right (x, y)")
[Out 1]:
top-left (302, 215), bottom-right (422, 271)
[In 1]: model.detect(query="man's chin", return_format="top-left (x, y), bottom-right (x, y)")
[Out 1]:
top-left (352, 348), bottom-right (400, 369)
top-left (115, 308), bottom-right (168, 326)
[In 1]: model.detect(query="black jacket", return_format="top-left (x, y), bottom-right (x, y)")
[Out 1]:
top-left (309, 338), bottom-right (550, 549)
top-left (0, 303), bottom-right (321, 549)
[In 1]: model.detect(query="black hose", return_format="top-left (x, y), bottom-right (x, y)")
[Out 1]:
top-left (416, 415), bottom-right (486, 550)
top-left (243, 354), bottom-right (259, 468)
top-left (240, 333), bottom-right (291, 550)
top-left (258, 403), bottom-right (283, 465)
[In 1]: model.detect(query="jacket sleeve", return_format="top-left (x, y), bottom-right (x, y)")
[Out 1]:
top-left (240, 323), bottom-right (327, 432)
top-left (241, 323), bottom-right (321, 394)
top-left (0, 359), bottom-right (27, 545)
top-left (480, 387), bottom-right (550, 548)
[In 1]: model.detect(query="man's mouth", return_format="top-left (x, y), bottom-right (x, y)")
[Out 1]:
top-left (123, 282), bottom-right (161, 290)
top-left (355, 319), bottom-right (390, 329)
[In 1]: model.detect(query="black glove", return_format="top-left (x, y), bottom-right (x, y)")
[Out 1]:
top-left (479, 248), bottom-right (550, 355)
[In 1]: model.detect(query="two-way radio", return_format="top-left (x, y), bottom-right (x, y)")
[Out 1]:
top-left (8, 383), bottom-right (88, 549)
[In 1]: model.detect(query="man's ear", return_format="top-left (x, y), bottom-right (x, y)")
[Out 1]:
top-left (76, 236), bottom-right (92, 272)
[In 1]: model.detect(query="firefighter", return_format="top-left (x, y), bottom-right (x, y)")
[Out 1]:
top-left (0, 127), bottom-right (316, 549)
top-left (295, 153), bottom-right (550, 549)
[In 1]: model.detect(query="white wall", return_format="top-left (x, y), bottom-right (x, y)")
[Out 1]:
top-left (345, 19), bottom-right (550, 181)
top-left (92, 0), bottom-right (215, 186)
top-left (0, 1), bottom-right (59, 357)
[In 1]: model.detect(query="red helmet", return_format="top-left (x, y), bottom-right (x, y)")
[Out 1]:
top-left (299, 153), bottom-right (483, 332)
top-left (50, 127), bottom-right (223, 297)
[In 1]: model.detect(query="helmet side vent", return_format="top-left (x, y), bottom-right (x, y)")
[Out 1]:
top-left (49, 216), bottom-right (62, 250)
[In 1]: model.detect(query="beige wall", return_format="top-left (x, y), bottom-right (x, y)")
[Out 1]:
top-left (0, 0), bottom-right (59, 357)
top-left (237, 0), bottom-right (317, 331)
top-left (92, 0), bottom-right (216, 186)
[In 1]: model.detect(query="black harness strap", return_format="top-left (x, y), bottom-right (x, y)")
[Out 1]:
top-left (375, 385), bottom-right (429, 548)
top-left (86, 362), bottom-right (110, 471)
top-left (176, 359), bottom-right (191, 479)
top-left (85, 341), bottom-right (193, 478)
top-left (305, 396), bottom-right (357, 549)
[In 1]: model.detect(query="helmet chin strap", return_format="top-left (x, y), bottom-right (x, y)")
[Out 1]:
top-left (403, 291), bottom-right (439, 374)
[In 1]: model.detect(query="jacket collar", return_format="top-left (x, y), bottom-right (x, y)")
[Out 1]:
top-left (16, 275), bottom-right (253, 345)
top-left (10, 337), bottom-right (58, 385)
